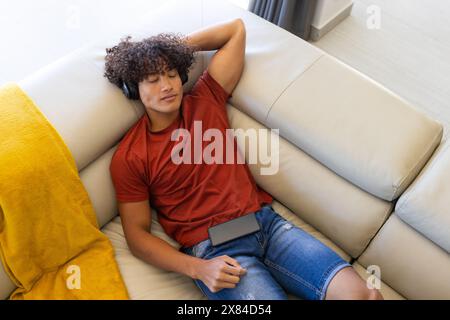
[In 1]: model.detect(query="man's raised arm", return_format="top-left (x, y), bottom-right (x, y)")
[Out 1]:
top-left (184, 18), bottom-right (246, 95)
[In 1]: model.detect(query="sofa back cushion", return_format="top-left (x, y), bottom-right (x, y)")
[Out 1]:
top-left (395, 141), bottom-right (450, 252)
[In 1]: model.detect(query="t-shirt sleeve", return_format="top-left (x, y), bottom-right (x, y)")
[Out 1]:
top-left (188, 69), bottom-right (232, 107)
top-left (110, 150), bottom-right (149, 202)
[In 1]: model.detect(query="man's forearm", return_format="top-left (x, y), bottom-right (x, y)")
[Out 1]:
top-left (130, 229), bottom-right (201, 279)
top-left (184, 18), bottom-right (245, 52)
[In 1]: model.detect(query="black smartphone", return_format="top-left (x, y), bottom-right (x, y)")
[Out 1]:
top-left (208, 213), bottom-right (261, 246)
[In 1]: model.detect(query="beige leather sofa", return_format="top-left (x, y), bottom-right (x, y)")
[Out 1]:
top-left (1, 0), bottom-right (449, 300)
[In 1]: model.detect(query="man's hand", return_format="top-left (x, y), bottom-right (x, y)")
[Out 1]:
top-left (193, 255), bottom-right (247, 293)
top-left (184, 18), bottom-right (246, 95)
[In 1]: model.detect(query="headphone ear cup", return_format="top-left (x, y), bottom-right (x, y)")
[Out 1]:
top-left (121, 80), bottom-right (131, 99)
top-left (121, 81), bottom-right (139, 100)
top-left (180, 72), bottom-right (188, 85)
top-left (128, 82), bottom-right (139, 100)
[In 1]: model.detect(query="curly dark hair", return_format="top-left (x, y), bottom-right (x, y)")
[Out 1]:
top-left (103, 33), bottom-right (197, 89)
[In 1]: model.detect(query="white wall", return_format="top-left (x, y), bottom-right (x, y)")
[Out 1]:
top-left (312, 0), bottom-right (353, 29)
top-left (0, 0), bottom-right (166, 86)
top-left (226, 0), bottom-right (250, 9)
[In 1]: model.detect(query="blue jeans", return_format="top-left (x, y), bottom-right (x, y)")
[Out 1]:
top-left (181, 205), bottom-right (351, 300)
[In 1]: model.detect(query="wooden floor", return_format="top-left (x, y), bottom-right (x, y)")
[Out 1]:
top-left (310, 0), bottom-right (450, 141)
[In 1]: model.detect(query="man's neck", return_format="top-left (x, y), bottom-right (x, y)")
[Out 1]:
top-left (146, 109), bottom-right (180, 132)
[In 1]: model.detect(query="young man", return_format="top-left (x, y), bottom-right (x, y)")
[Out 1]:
top-left (104, 19), bottom-right (383, 300)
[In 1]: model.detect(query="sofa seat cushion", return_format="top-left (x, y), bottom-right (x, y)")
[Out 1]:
top-left (101, 215), bottom-right (202, 300)
top-left (0, 262), bottom-right (16, 300)
top-left (352, 263), bottom-right (405, 300)
top-left (101, 200), bottom-right (350, 299)
top-left (358, 214), bottom-right (450, 299)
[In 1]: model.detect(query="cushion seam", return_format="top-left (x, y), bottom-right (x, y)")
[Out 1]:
top-left (264, 54), bottom-right (324, 124)
top-left (392, 125), bottom-right (443, 200)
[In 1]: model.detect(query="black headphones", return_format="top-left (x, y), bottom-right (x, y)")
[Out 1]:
top-left (121, 71), bottom-right (188, 100)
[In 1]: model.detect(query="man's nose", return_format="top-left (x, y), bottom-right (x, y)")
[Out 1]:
top-left (160, 75), bottom-right (173, 91)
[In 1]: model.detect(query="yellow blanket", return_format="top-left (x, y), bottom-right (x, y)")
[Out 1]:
top-left (0, 83), bottom-right (129, 299)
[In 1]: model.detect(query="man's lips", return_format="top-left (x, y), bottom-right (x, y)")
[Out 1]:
top-left (161, 94), bottom-right (177, 101)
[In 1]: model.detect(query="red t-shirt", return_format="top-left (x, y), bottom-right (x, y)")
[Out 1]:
top-left (110, 70), bottom-right (273, 248)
